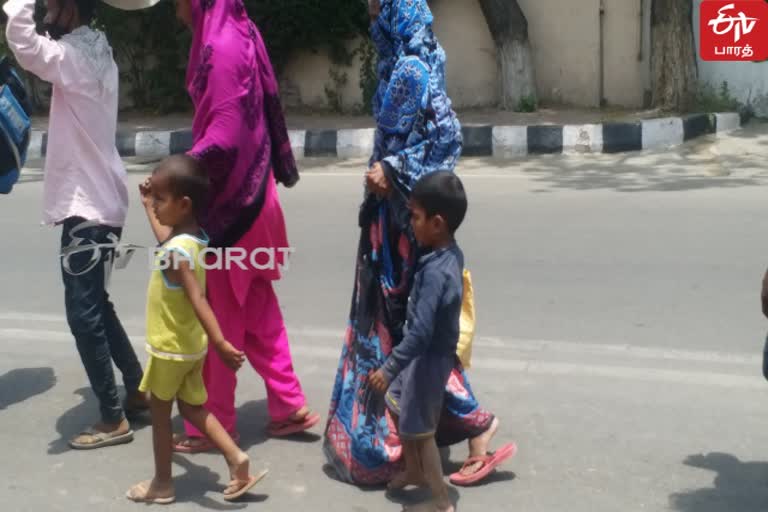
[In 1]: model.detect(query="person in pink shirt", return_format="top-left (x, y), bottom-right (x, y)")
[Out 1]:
top-left (3, 0), bottom-right (148, 449)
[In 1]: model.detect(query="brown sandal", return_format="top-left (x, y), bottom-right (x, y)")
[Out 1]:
top-left (223, 469), bottom-right (268, 501)
top-left (69, 428), bottom-right (134, 450)
top-left (126, 480), bottom-right (176, 505)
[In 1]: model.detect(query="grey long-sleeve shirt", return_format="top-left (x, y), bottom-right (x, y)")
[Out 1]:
top-left (382, 242), bottom-right (464, 383)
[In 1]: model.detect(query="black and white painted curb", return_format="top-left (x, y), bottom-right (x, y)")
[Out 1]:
top-left (27, 112), bottom-right (741, 161)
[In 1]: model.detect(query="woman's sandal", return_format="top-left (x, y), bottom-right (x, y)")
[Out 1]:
top-left (449, 442), bottom-right (517, 486)
top-left (223, 469), bottom-right (268, 501)
top-left (267, 412), bottom-right (321, 437)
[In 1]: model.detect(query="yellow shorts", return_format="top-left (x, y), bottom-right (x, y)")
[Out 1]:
top-left (139, 355), bottom-right (207, 405)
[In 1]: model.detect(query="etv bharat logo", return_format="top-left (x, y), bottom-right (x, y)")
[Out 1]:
top-left (700, 1), bottom-right (768, 61)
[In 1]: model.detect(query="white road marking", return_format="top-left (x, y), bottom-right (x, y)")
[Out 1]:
top-left (1, 319), bottom-right (764, 390)
top-left (284, 326), bottom-right (763, 365)
top-left (0, 312), bottom-right (68, 323)
top-left (3, 316), bottom-right (758, 366)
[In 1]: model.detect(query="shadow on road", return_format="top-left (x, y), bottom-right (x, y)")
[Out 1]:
top-left (385, 484), bottom-right (461, 511)
top-left (470, 148), bottom-right (765, 193)
top-left (48, 387), bottom-right (150, 455)
top-left (169, 399), bottom-right (321, 452)
top-left (173, 455), bottom-right (267, 509)
top-left (670, 452), bottom-right (768, 512)
top-left (466, 120), bottom-right (768, 193)
top-left (232, 400), bottom-right (270, 451)
top-left (235, 399), bottom-right (322, 450)
top-left (0, 367), bottom-right (56, 411)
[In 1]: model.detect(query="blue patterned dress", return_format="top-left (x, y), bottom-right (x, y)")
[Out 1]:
top-left (323, 0), bottom-right (494, 485)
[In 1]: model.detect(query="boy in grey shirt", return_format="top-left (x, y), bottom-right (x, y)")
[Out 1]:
top-left (370, 171), bottom-right (468, 512)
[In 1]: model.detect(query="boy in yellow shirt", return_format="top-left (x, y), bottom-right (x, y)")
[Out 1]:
top-left (126, 155), bottom-right (266, 504)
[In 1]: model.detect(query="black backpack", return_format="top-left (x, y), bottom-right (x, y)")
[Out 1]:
top-left (0, 56), bottom-right (32, 194)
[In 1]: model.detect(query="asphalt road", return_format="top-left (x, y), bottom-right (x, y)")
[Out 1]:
top-left (2, 123), bottom-right (768, 511)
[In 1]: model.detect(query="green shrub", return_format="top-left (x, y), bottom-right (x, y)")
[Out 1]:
top-left (684, 81), bottom-right (741, 113)
top-left (356, 37), bottom-right (378, 114)
top-left (514, 94), bottom-right (538, 113)
top-left (95, 2), bottom-right (190, 113)
top-left (2, 0), bottom-right (369, 113)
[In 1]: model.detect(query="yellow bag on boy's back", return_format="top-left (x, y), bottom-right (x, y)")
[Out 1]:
top-left (456, 269), bottom-right (476, 369)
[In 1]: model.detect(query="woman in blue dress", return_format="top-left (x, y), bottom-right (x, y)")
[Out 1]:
top-left (323, 0), bottom-right (514, 487)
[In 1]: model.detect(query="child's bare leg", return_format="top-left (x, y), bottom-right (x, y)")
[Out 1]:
top-left (151, 396), bottom-right (175, 486)
top-left (178, 400), bottom-right (265, 496)
top-left (418, 437), bottom-right (454, 512)
top-left (126, 394), bottom-right (175, 502)
top-left (389, 440), bottom-right (426, 490)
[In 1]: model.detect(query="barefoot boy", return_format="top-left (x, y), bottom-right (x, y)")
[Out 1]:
top-left (370, 171), bottom-right (468, 512)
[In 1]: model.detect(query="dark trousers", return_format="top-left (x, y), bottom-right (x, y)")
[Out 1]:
top-left (60, 217), bottom-right (143, 424)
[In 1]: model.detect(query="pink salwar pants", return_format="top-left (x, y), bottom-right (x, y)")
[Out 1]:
top-left (184, 271), bottom-right (306, 438)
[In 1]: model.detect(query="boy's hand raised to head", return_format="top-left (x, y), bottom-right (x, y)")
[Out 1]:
top-left (369, 368), bottom-right (389, 394)
top-left (139, 178), bottom-right (152, 208)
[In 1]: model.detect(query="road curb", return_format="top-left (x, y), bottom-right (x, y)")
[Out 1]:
top-left (26, 112), bottom-right (741, 160)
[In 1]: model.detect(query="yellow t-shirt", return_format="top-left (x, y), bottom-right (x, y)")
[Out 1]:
top-left (145, 233), bottom-right (209, 361)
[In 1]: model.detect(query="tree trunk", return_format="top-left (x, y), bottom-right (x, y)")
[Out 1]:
top-left (650, 0), bottom-right (697, 111)
top-left (478, 0), bottom-right (536, 110)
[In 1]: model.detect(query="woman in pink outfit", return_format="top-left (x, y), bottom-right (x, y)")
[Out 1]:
top-left (171, 0), bottom-right (320, 452)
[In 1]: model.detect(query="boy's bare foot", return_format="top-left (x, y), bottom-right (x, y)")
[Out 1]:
top-left (388, 470), bottom-right (426, 491)
top-left (223, 451), bottom-right (268, 501)
top-left (126, 479), bottom-right (175, 504)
